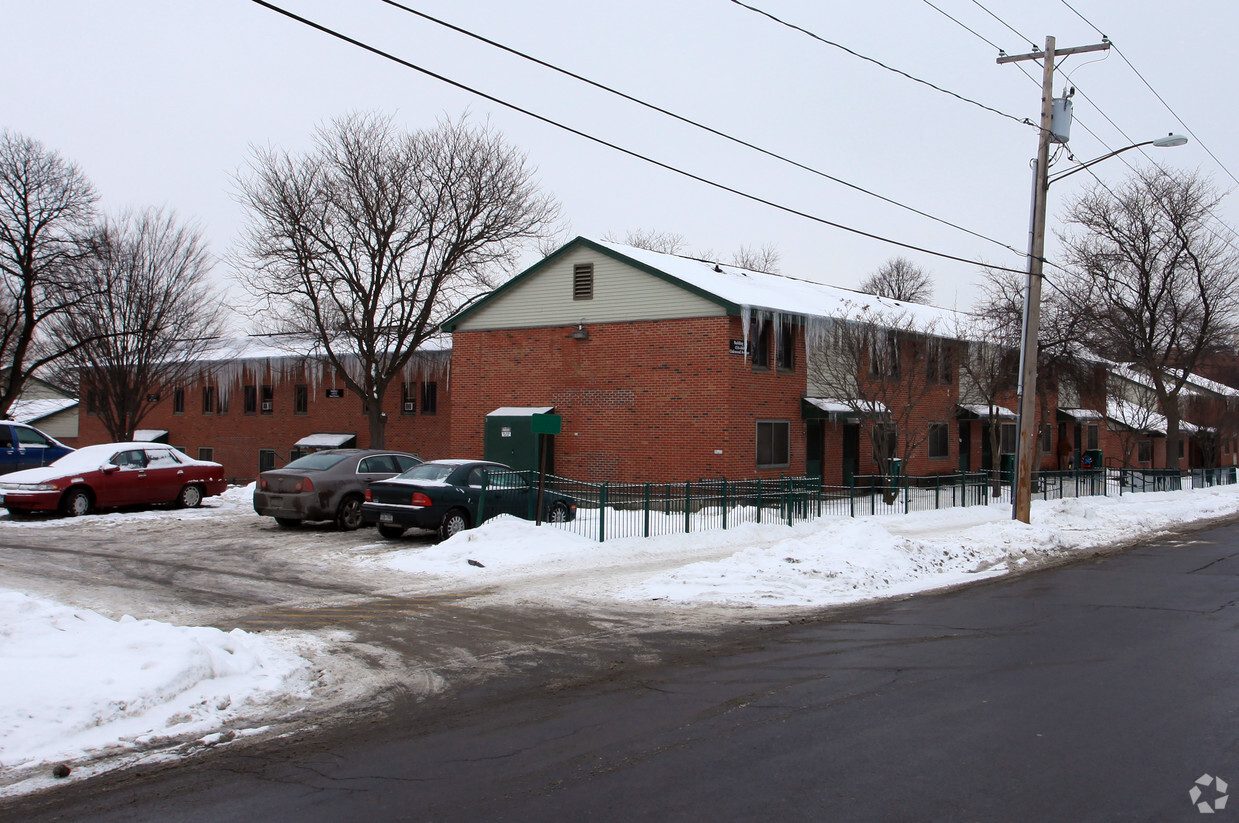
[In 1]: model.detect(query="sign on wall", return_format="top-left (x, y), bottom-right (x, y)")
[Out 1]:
top-left (325, 388), bottom-right (345, 398)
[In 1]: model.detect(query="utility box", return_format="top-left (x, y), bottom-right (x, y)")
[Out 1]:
top-left (484, 407), bottom-right (555, 472)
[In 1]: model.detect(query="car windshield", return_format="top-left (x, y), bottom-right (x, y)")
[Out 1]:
top-left (396, 463), bottom-right (458, 483)
top-left (282, 452), bottom-right (350, 471)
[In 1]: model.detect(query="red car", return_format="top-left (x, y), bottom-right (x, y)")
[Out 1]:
top-left (0, 443), bottom-right (228, 517)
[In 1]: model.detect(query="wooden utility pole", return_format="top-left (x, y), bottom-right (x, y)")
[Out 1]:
top-left (999, 36), bottom-right (1110, 523)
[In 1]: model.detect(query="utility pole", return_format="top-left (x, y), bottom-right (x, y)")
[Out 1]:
top-left (999, 36), bottom-right (1109, 524)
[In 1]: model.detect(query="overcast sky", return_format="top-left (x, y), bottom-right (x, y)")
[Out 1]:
top-left (5, 1), bottom-right (1236, 328)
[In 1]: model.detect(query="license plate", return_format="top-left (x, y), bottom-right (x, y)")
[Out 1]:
top-left (379, 512), bottom-right (393, 523)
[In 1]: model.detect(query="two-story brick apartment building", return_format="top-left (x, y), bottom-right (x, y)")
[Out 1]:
top-left (444, 237), bottom-right (1068, 484)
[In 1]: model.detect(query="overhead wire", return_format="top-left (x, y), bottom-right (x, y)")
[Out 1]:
top-left (379, 0), bottom-right (1026, 258)
top-left (246, 0), bottom-right (1032, 274)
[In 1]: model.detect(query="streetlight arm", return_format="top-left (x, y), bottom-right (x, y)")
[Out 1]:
top-left (1047, 135), bottom-right (1189, 186)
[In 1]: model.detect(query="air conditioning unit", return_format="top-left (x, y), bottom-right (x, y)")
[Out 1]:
top-left (261, 402), bottom-right (273, 411)
top-left (403, 402), bottom-right (416, 412)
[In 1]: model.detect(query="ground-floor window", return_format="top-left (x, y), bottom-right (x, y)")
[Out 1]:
top-left (1038, 424), bottom-right (1052, 455)
top-left (1000, 422), bottom-right (1016, 454)
top-left (1137, 440), bottom-right (1152, 463)
top-left (258, 449), bottom-right (277, 473)
top-left (1086, 423), bottom-right (1100, 450)
top-left (928, 422), bottom-right (949, 460)
top-left (756, 420), bottom-right (790, 469)
top-left (197, 447), bottom-right (214, 462)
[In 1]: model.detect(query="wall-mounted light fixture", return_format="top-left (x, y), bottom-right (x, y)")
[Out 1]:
top-left (570, 323), bottom-right (589, 340)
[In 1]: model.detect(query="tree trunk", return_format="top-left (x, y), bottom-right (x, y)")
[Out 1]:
top-left (367, 401), bottom-right (387, 449)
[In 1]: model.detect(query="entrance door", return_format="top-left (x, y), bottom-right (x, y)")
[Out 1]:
top-left (805, 420), bottom-right (824, 480)
top-left (842, 424), bottom-right (860, 486)
top-left (980, 422), bottom-right (993, 471)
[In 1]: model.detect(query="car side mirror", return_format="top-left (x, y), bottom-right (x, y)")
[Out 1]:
top-left (102, 464), bottom-right (120, 474)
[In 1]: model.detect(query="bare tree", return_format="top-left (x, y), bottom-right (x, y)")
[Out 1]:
top-left (1105, 371), bottom-right (1165, 469)
top-left (859, 257), bottom-right (934, 304)
top-left (806, 306), bottom-right (940, 501)
top-left (47, 209), bottom-right (225, 441)
top-left (1058, 167), bottom-right (1239, 471)
top-left (603, 228), bottom-right (688, 255)
top-left (0, 131), bottom-right (98, 416)
top-left (235, 112), bottom-right (559, 447)
top-left (728, 243), bottom-right (781, 273)
top-left (605, 230), bottom-right (781, 272)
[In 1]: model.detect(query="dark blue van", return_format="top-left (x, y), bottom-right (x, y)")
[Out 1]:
top-left (0, 422), bottom-right (74, 474)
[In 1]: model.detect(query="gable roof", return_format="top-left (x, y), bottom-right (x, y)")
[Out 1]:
top-left (444, 236), bottom-right (963, 331)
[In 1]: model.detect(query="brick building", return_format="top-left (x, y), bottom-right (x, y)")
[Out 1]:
top-left (77, 337), bottom-right (452, 482)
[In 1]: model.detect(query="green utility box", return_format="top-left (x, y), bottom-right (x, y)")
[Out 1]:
top-left (1000, 452), bottom-right (1015, 485)
top-left (483, 407), bottom-right (556, 472)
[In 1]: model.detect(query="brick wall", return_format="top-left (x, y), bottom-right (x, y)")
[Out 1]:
top-left (78, 365), bottom-right (452, 483)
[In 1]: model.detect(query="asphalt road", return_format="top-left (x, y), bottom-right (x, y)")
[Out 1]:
top-left (9, 518), bottom-right (1239, 823)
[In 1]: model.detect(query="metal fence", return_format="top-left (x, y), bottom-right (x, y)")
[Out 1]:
top-left (480, 466), bottom-right (1238, 542)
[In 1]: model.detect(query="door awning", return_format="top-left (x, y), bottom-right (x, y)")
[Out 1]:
top-left (1057, 408), bottom-right (1104, 421)
top-left (133, 429), bottom-right (169, 442)
top-left (956, 404), bottom-right (1016, 420)
top-left (487, 406), bottom-right (554, 417)
top-left (294, 432), bottom-right (357, 448)
top-left (802, 398), bottom-right (889, 420)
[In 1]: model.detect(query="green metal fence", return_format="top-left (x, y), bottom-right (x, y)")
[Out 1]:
top-left (478, 466), bottom-right (1237, 542)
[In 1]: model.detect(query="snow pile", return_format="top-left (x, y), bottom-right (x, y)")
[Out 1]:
top-left (0, 591), bottom-right (315, 776)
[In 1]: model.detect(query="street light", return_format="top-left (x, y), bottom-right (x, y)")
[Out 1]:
top-left (1011, 133), bottom-right (1188, 523)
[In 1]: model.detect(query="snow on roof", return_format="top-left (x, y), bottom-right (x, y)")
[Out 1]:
top-left (133, 429), bottom-right (168, 441)
top-left (487, 407), bottom-right (554, 417)
top-left (191, 333), bottom-right (452, 365)
top-left (1058, 408), bottom-right (1105, 420)
top-left (957, 403), bottom-right (1017, 419)
top-left (804, 398), bottom-right (890, 415)
top-left (591, 239), bottom-right (964, 331)
top-left (294, 433), bottom-right (356, 448)
top-left (6, 397), bottom-right (77, 424)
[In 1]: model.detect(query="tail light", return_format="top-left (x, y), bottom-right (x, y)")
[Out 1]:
top-left (364, 488), bottom-right (373, 502)
top-left (293, 477), bottom-right (314, 493)
top-left (409, 492), bottom-right (433, 507)
top-left (258, 477), bottom-right (268, 490)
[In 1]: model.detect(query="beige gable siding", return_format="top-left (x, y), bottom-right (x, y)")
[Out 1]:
top-left (455, 246), bottom-right (726, 331)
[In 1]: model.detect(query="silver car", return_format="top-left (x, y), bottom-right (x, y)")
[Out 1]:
top-left (253, 449), bottom-right (422, 530)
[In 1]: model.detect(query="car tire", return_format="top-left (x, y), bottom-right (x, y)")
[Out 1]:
top-left (548, 501), bottom-right (570, 523)
top-left (177, 484), bottom-right (203, 509)
top-left (274, 517), bottom-right (302, 528)
top-left (61, 488), bottom-right (93, 517)
top-left (438, 508), bottom-right (470, 542)
top-left (378, 524), bottom-right (405, 539)
top-left (335, 495), bottom-right (364, 531)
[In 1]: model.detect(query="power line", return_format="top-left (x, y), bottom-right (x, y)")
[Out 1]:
top-left (246, 0), bottom-right (1032, 274)
top-left (726, 0), bottom-right (1033, 128)
top-left (379, 0), bottom-right (1025, 257)
top-left (1059, 0), bottom-right (1239, 189)
top-left (968, 0), bottom-right (1038, 51)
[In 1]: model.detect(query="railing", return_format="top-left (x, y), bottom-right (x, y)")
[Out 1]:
top-left (477, 466), bottom-right (1237, 542)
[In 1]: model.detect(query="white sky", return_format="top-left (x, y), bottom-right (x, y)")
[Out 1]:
top-left (4, 1), bottom-right (1236, 323)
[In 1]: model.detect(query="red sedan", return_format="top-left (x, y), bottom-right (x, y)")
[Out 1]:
top-left (0, 443), bottom-right (228, 517)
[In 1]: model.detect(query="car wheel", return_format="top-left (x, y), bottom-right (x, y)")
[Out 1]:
top-left (335, 495), bottom-right (364, 531)
top-left (177, 484), bottom-right (203, 508)
top-left (61, 488), bottom-right (93, 517)
top-left (378, 524), bottom-right (405, 539)
top-left (548, 501), bottom-right (570, 523)
top-left (438, 508), bottom-right (470, 541)
top-left (274, 517), bottom-right (302, 528)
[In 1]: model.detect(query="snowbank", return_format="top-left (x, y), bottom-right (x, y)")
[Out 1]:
top-left (0, 590), bottom-right (315, 778)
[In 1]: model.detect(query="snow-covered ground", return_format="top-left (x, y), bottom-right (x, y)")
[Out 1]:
top-left (4, 482), bottom-right (1239, 794)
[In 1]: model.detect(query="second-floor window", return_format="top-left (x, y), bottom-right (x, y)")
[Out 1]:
top-left (401, 382), bottom-right (417, 415)
top-left (202, 386), bottom-right (217, 415)
top-left (294, 385), bottom-right (308, 414)
top-left (775, 324), bottom-right (794, 371)
top-left (173, 388), bottom-right (184, 414)
top-left (750, 320), bottom-right (771, 369)
top-left (243, 385), bottom-right (257, 414)
top-left (421, 381), bottom-right (438, 415)
top-left (261, 385), bottom-right (274, 414)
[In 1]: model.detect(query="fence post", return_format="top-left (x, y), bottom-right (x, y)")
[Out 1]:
top-left (756, 480), bottom-right (763, 523)
top-left (849, 474), bottom-right (855, 518)
top-left (684, 481), bottom-right (691, 534)
top-left (785, 477), bottom-right (792, 527)
top-left (903, 473), bottom-right (909, 514)
top-left (722, 479), bottom-right (729, 530)
top-left (599, 483), bottom-right (607, 542)
top-left (643, 482), bottom-right (651, 537)
top-left (478, 471), bottom-right (488, 525)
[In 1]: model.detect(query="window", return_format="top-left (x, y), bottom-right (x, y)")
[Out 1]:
top-left (756, 420), bottom-right (790, 468)
top-left (927, 342), bottom-right (952, 385)
top-left (1086, 423), bottom-right (1100, 450)
top-left (1000, 422), bottom-right (1017, 454)
top-left (294, 384), bottom-right (308, 415)
top-left (15, 427), bottom-right (52, 448)
top-left (146, 449), bottom-right (182, 468)
top-left (421, 381), bottom-right (437, 415)
top-left (358, 455), bottom-right (399, 474)
top-left (258, 449), bottom-right (277, 473)
top-left (775, 324), bottom-right (795, 371)
top-left (243, 385), bottom-right (257, 414)
top-left (869, 332), bottom-right (900, 379)
top-left (197, 447), bottom-right (214, 462)
top-left (84, 389), bottom-right (100, 416)
top-left (173, 388), bottom-right (184, 415)
top-left (928, 422), bottom-right (949, 460)
top-left (1137, 440), bottom-right (1152, 463)
top-left (401, 382), bottom-right (417, 415)
top-left (749, 319), bottom-right (771, 369)
top-left (261, 385), bottom-right (274, 415)
top-left (218, 388), bottom-right (229, 414)
top-left (1038, 424), bottom-right (1052, 455)
top-left (573, 263), bottom-right (594, 300)
top-left (202, 386), bottom-right (216, 415)
top-left (1178, 438), bottom-right (1186, 460)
